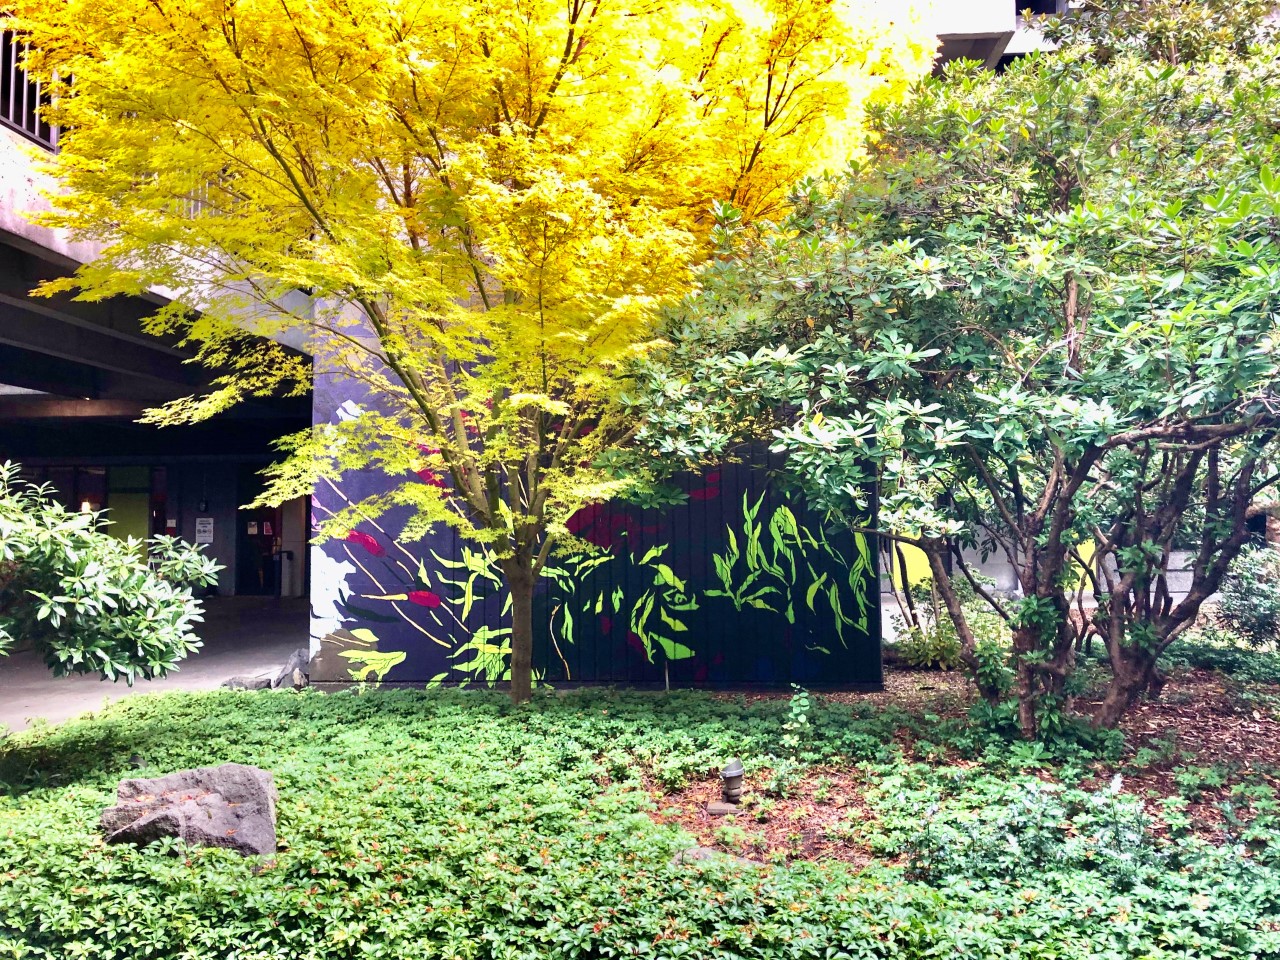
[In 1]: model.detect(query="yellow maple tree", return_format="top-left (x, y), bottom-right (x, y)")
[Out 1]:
top-left (12, 0), bottom-right (934, 701)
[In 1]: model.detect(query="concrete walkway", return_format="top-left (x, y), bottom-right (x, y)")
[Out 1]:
top-left (0, 597), bottom-right (309, 735)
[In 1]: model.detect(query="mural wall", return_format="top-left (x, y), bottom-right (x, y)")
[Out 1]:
top-left (309, 384), bottom-right (882, 690)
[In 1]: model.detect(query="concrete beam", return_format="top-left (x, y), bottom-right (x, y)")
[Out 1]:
top-left (0, 301), bottom-right (200, 386)
top-left (0, 396), bottom-right (148, 419)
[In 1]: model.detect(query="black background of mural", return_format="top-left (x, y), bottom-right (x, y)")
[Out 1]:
top-left (530, 457), bottom-right (881, 688)
top-left (319, 446), bottom-right (881, 689)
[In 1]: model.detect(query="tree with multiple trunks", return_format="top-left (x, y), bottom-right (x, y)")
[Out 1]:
top-left (632, 41), bottom-right (1280, 735)
top-left (11, 0), bottom-right (934, 702)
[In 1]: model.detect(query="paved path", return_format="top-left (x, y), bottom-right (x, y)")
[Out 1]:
top-left (0, 597), bottom-right (309, 734)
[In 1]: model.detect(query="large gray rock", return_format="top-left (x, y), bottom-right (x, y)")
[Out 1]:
top-left (100, 763), bottom-right (277, 857)
top-left (273, 647), bottom-right (311, 689)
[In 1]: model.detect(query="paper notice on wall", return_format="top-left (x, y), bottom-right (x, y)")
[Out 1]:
top-left (195, 517), bottom-right (214, 544)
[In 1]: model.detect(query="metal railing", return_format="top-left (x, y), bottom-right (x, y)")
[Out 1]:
top-left (0, 28), bottom-right (57, 151)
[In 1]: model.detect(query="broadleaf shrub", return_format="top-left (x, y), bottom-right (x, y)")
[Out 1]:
top-left (0, 462), bottom-right (220, 681)
top-left (1218, 545), bottom-right (1280, 648)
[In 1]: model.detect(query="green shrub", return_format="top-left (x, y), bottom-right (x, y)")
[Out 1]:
top-left (897, 622), bottom-right (964, 670)
top-left (1218, 545), bottom-right (1280, 648)
top-left (1162, 631), bottom-right (1280, 684)
top-left (902, 775), bottom-right (1162, 889)
top-left (0, 462), bottom-right (220, 682)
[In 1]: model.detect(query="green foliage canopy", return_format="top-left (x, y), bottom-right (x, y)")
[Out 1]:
top-left (631, 44), bottom-right (1280, 732)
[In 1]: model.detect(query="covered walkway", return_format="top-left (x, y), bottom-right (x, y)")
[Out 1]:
top-left (0, 596), bottom-right (308, 734)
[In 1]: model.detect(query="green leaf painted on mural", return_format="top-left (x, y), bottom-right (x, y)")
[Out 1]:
top-left (431, 552), bottom-right (469, 570)
top-left (339, 648), bottom-right (406, 682)
top-left (651, 563), bottom-right (685, 592)
top-left (560, 603), bottom-right (575, 643)
top-left (630, 592), bottom-right (656, 658)
top-left (658, 608), bottom-right (688, 632)
top-left (828, 583), bottom-right (847, 647)
top-left (656, 637), bottom-right (696, 661)
top-left (712, 554), bottom-right (733, 591)
top-left (640, 544), bottom-right (667, 565)
top-left (348, 628), bottom-right (379, 645)
top-left (449, 626), bottom-right (513, 685)
top-left (806, 572), bottom-right (828, 612)
top-left (725, 527), bottom-right (739, 562)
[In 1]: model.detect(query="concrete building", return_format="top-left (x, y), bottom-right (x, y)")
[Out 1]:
top-left (0, 27), bottom-right (311, 599)
top-left (931, 0), bottom-right (1066, 70)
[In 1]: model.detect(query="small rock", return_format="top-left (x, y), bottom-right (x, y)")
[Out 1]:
top-left (101, 763), bottom-right (277, 857)
top-left (670, 845), bottom-right (764, 869)
top-left (273, 648), bottom-right (311, 689)
top-left (223, 676), bottom-right (272, 690)
top-left (706, 801), bottom-right (740, 817)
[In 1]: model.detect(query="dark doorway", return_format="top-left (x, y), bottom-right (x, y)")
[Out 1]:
top-left (235, 465), bottom-right (282, 596)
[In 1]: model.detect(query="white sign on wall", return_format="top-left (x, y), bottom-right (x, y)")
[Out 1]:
top-left (195, 517), bottom-right (214, 544)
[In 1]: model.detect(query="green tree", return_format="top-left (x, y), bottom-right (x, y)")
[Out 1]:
top-left (12, 0), bottom-right (934, 703)
top-left (633, 44), bottom-right (1280, 734)
top-left (1037, 0), bottom-right (1275, 65)
top-left (0, 464), bottom-right (221, 684)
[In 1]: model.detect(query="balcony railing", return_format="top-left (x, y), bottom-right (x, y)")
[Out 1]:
top-left (0, 28), bottom-right (57, 151)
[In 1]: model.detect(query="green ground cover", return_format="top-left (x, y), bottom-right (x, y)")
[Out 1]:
top-left (1, 684), bottom-right (1278, 960)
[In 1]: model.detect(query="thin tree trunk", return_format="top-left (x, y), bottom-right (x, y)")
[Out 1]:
top-left (1011, 625), bottom-right (1039, 738)
top-left (504, 555), bottom-right (535, 705)
top-left (924, 547), bottom-right (1001, 702)
top-left (1096, 651), bottom-right (1158, 728)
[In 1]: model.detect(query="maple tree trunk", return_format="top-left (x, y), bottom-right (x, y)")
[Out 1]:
top-left (504, 555), bottom-right (535, 705)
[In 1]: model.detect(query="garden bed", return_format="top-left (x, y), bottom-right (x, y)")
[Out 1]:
top-left (0, 665), bottom-right (1277, 959)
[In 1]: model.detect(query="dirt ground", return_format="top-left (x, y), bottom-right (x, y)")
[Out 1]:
top-left (649, 666), bottom-right (1280, 865)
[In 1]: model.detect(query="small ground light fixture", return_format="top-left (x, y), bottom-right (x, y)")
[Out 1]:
top-left (720, 758), bottom-right (745, 803)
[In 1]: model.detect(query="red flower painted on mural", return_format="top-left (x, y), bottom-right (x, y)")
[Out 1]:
top-left (567, 503), bottom-right (635, 552)
top-left (689, 470), bottom-right (721, 501)
top-left (407, 590), bottom-right (442, 608)
top-left (344, 530), bottom-right (386, 557)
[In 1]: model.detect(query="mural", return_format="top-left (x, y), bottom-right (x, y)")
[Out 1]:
top-left (309, 449), bottom-right (881, 689)
top-left (308, 383), bottom-right (881, 689)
